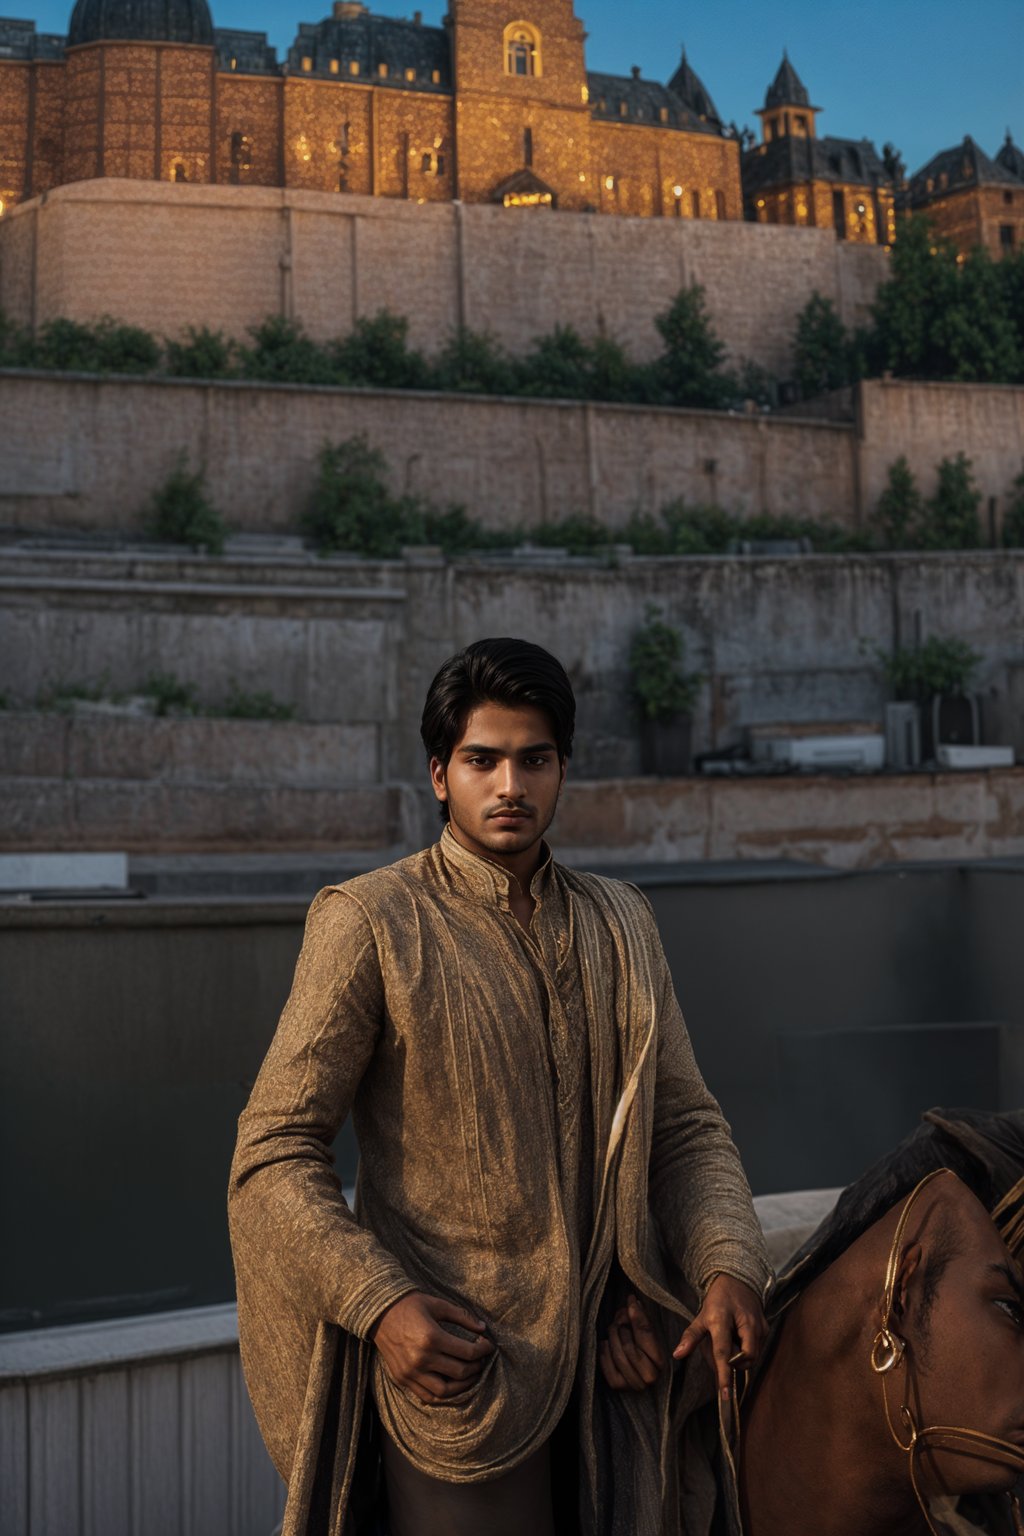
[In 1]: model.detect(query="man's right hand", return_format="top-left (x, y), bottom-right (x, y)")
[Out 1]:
top-left (370, 1291), bottom-right (494, 1405)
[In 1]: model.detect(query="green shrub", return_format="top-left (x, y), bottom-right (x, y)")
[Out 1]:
top-left (430, 327), bottom-right (517, 396)
top-left (145, 454), bottom-right (226, 554)
top-left (420, 504), bottom-right (519, 555)
top-left (332, 310), bottom-right (429, 389)
top-left (219, 684), bottom-right (295, 721)
top-left (1001, 471), bottom-right (1024, 548)
top-left (31, 316), bottom-right (160, 374)
top-left (164, 326), bottom-right (237, 379)
top-left (143, 671), bottom-right (198, 716)
top-left (880, 636), bottom-right (980, 701)
top-left (873, 456), bottom-right (923, 549)
top-left (920, 452), bottom-right (982, 550)
top-left (516, 324), bottom-right (593, 399)
top-left (238, 315), bottom-right (338, 385)
top-left (303, 436), bottom-right (419, 557)
top-left (794, 293), bottom-right (854, 399)
top-left (629, 606), bottom-right (702, 721)
top-left (0, 310), bottom-right (33, 367)
top-left (652, 284), bottom-right (730, 409)
top-left (530, 515), bottom-right (612, 554)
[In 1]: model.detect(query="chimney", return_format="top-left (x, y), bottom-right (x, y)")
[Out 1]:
top-left (631, 64), bottom-right (641, 80)
top-left (413, 9), bottom-right (422, 22)
top-left (333, 1), bottom-right (367, 18)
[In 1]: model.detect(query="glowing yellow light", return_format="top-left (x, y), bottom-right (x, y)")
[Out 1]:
top-left (296, 134), bottom-right (312, 163)
top-left (604, 175), bottom-right (615, 191)
top-left (329, 58), bottom-right (339, 73)
top-left (581, 84), bottom-right (589, 104)
top-left (301, 55), bottom-right (313, 71)
top-left (579, 171), bottom-right (586, 182)
top-left (756, 197), bottom-right (766, 208)
top-left (673, 184), bottom-right (683, 198)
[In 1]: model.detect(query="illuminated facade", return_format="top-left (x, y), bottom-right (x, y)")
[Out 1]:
top-left (741, 54), bottom-right (897, 246)
top-left (0, 0), bottom-right (742, 222)
top-left (902, 134), bottom-right (1024, 260)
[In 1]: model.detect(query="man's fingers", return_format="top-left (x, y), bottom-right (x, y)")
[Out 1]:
top-left (672, 1317), bottom-right (707, 1360)
top-left (598, 1339), bottom-right (628, 1391)
top-left (426, 1323), bottom-right (494, 1362)
top-left (428, 1298), bottom-right (488, 1334)
top-left (730, 1310), bottom-right (763, 1367)
top-left (626, 1296), bottom-right (665, 1368)
top-left (607, 1322), bottom-right (651, 1391)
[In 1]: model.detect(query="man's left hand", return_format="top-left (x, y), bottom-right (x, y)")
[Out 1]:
top-left (672, 1273), bottom-right (766, 1400)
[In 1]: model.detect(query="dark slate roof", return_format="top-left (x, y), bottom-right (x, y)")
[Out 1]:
top-left (667, 47), bottom-right (722, 129)
top-left (763, 52), bottom-right (817, 111)
top-left (68, 0), bottom-right (213, 46)
top-left (588, 68), bottom-right (723, 136)
top-left (215, 26), bottom-right (277, 73)
top-left (905, 135), bottom-right (1021, 204)
top-left (996, 131), bottom-right (1024, 183)
top-left (0, 16), bottom-right (67, 57)
top-left (743, 132), bottom-right (889, 195)
top-left (286, 8), bottom-right (450, 88)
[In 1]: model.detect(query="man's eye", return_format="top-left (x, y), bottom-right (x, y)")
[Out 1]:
top-left (995, 1297), bottom-right (1024, 1328)
top-left (468, 756), bottom-right (493, 767)
top-left (525, 756), bottom-right (550, 767)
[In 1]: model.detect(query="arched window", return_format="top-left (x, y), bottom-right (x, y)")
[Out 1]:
top-left (714, 189), bottom-right (726, 220)
top-left (504, 22), bottom-right (540, 78)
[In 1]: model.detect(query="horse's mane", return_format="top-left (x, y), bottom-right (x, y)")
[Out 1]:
top-left (771, 1107), bottom-right (1024, 1315)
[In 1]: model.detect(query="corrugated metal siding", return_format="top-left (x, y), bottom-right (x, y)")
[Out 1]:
top-left (0, 1349), bottom-right (285, 1536)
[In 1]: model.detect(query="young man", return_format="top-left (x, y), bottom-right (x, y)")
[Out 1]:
top-left (229, 638), bottom-right (769, 1536)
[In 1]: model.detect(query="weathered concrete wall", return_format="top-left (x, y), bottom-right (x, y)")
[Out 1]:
top-left (858, 379), bottom-right (1024, 533)
top-left (0, 371), bottom-right (857, 532)
top-left (3, 545), bottom-right (1023, 800)
top-left (0, 179), bottom-right (887, 375)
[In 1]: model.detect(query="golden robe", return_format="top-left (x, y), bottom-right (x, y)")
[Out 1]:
top-left (229, 831), bottom-right (769, 1535)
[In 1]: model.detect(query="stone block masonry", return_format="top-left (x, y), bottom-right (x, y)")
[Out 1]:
top-left (0, 179), bottom-right (887, 376)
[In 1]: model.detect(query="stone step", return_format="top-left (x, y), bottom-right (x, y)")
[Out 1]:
top-left (1, 777), bottom-right (407, 852)
top-left (0, 712), bottom-right (380, 787)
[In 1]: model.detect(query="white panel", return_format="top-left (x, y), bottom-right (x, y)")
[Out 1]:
top-left (0, 1384), bottom-right (29, 1536)
top-left (182, 1354), bottom-right (233, 1536)
top-left (131, 1362), bottom-right (182, 1536)
top-left (231, 1355), bottom-right (286, 1536)
top-left (28, 1378), bottom-right (81, 1536)
top-left (80, 1370), bottom-right (131, 1536)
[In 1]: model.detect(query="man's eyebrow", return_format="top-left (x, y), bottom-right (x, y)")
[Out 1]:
top-left (988, 1261), bottom-right (1024, 1307)
top-left (457, 741), bottom-right (556, 754)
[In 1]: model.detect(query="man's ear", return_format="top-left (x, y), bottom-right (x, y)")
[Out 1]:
top-left (893, 1240), bottom-right (924, 1322)
top-left (429, 756), bottom-right (448, 805)
top-left (558, 758), bottom-right (567, 795)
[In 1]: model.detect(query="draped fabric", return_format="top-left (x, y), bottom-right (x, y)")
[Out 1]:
top-left (229, 831), bottom-right (769, 1535)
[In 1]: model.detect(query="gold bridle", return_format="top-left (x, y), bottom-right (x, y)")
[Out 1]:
top-left (871, 1167), bottom-right (1024, 1536)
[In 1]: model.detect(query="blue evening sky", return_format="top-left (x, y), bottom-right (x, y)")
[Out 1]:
top-left (21, 0), bottom-right (1024, 177)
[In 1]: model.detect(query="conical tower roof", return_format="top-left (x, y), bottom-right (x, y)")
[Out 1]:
top-left (763, 51), bottom-right (815, 110)
top-left (68, 0), bottom-right (213, 47)
top-left (996, 130), bottom-right (1024, 182)
top-left (668, 46), bottom-right (722, 128)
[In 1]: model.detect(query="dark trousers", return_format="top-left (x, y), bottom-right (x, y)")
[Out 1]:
top-left (381, 1431), bottom-right (557, 1536)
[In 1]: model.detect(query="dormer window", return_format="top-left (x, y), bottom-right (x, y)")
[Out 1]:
top-left (349, 60), bottom-right (360, 75)
top-left (504, 22), bottom-right (540, 78)
top-left (378, 61), bottom-right (388, 78)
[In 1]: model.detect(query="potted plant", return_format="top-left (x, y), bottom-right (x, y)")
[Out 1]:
top-left (880, 636), bottom-right (982, 762)
top-left (629, 606), bottom-right (703, 776)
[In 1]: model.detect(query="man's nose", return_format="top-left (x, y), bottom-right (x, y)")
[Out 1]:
top-left (496, 761), bottom-right (526, 799)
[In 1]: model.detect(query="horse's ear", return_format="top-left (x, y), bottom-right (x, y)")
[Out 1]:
top-left (893, 1241), bottom-right (924, 1321)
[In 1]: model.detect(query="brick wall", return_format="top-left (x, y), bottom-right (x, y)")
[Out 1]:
top-left (0, 178), bottom-right (888, 374)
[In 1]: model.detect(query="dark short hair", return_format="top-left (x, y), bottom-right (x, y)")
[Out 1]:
top-left (420, 638), bottom-right (576, 768)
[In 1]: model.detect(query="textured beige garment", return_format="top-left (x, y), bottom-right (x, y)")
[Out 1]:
top-left (229, 831), bottom-right (769, 1535)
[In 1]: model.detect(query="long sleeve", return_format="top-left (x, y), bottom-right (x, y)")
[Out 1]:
top-left (228, 886), bottom-right (417, 1340)
top-left (645, 916), bottom-right (771, 1301)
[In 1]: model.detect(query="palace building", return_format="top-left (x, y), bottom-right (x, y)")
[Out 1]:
top-left (902, 132), bottom-right (1024, 260)
top-left (0, 0), bottom-right (743, 222)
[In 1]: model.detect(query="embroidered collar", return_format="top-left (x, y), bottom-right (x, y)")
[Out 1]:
top-left (439, 824), bottom-right (555, 907)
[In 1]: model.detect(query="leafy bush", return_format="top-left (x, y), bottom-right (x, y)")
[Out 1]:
top-left (164, 326), bottom-right (237, 379)
top-left (629, 606), bottom-right (702, 721)
top-left (794, 293), bottom-right (855, 399)
top-left (517, 325), bottom-right (595, 399)
top-left (0, 310), bottom-right (33, 367)
top-left (653, 284), bottom-right (730, 409)
top-left (303, 436), bottom-right (419, 557)
top-left (431, 327), bottom-right (517, 396)
top-left (1002, 472), bottom-right (1024, 548)
top-left (920, 452), bottom-right (982, 550)
top-left (143, 672), bottom-right (198, 716)
top-left (332, 310), bottom-right (429, 390)
top-left (145, 454), bottom-right (226, 554)
top-left (238, 315), bottom-right (338, 385)
top-left (873, 456), bottom-right (924, 549)
top-left (31, 316), bottom-right (160, 374)
top-left (220, 684), bottom-right (295, 721)
top-left (879, 637), bottom-right (980, 701)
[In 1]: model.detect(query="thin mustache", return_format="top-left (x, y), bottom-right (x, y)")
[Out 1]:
top-left (488, 806), bottom-right (533, 817)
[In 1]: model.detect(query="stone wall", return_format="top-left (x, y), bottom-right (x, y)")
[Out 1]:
top-left (0, 371), bottom-right (858, 531)
top-left (0, 179), bottom-right (888, 374)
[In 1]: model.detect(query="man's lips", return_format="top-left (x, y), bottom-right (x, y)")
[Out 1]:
top-left (489, 809), bottom-right (531, 822)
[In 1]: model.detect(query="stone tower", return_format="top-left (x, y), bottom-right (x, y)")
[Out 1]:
top-left (756, 52), bottom-right (819, 144)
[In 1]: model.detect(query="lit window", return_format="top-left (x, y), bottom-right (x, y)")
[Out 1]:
top-left (604, 175), bottom-right (615, 191)
top-left (581, 84), bottom-right (589, 104)
top-left (431, 69), bottom-right (440, 84)
top-left (230, 131), bottom-right (254, 179)
top-left (329, 58), bottom-right (339, 74)
top-left (0, 194), bottom-right (9, 216)
top-left (378, 61), bottom-right (388, 78)
top-left (229, 55), bottom-right (237, 70)
top-left (619, 101), bottom-right (628, 117)
top-left (660, 106), bottom-right (669, 123)
top-left (672, 183), bottom-right (683, 197)
top-left (504, 23), bottom-right (540, 78)
top-left (349, 60), bottom-right (360, 75)
top-left (405, 66), bottom-right (415, 82)
top-left (301, 55), bottom-right (313, 71)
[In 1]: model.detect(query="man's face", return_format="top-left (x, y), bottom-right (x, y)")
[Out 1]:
top-left (912, 1193), bottom-right (1024, 1496)
top-left (430, 700), bottom-right (566, 868)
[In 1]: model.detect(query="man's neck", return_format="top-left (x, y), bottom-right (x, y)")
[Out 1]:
top-left (445, 822), bottom-right (545, 897)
